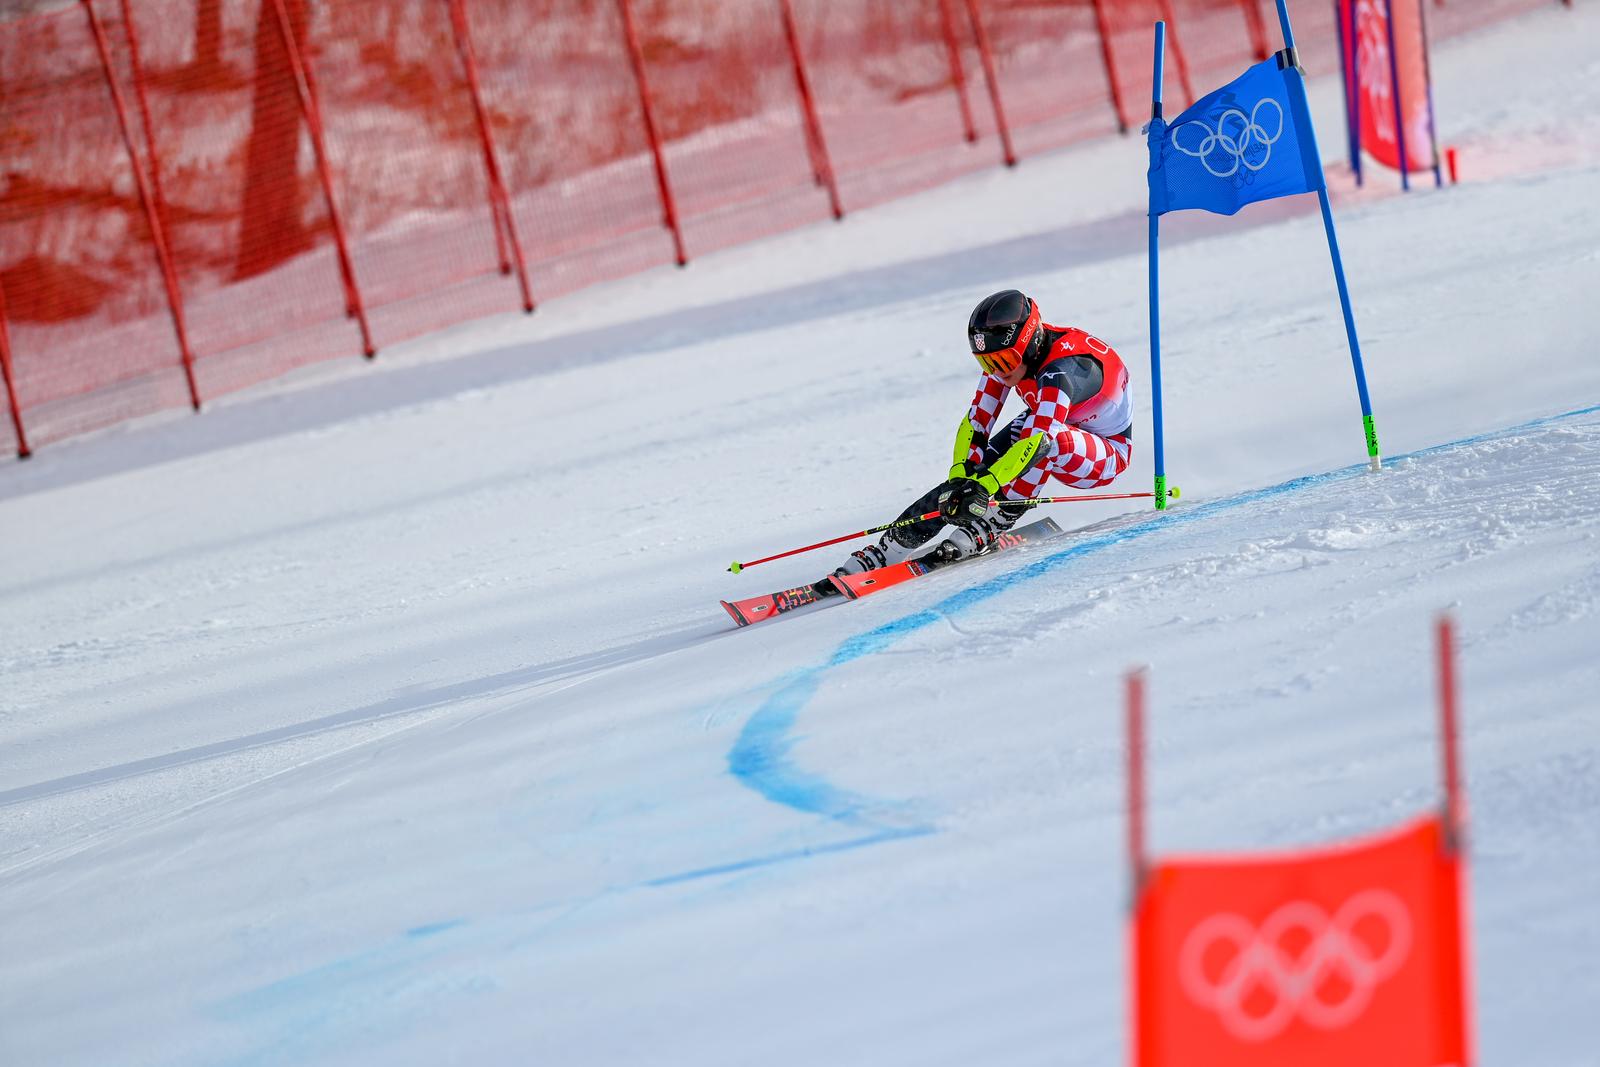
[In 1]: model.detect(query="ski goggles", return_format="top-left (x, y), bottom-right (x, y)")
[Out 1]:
top-left (968, 299), bottom-right (1040, 377)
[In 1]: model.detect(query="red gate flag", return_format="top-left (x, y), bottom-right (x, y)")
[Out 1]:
top-left (1126, 617), bottom-right (1473, 1066)
top-left (1131, 815), bottom-right (1470, 1067)
top-left (1342, 0), bottom-right (1436, 174)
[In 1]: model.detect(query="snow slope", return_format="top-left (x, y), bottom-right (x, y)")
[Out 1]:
top-left (2, 5), bottom-right (1598, 1065)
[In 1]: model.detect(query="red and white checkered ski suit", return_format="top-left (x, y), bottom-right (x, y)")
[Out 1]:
top-left (963, 325), bottom-right (1134, 500)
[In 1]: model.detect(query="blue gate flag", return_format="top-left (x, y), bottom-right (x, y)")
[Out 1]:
top-left (1148, 56), bottom-right (1324, 217)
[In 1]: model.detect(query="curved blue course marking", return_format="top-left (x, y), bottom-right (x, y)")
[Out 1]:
top-left (726, 404), bottom-right (1600, 841)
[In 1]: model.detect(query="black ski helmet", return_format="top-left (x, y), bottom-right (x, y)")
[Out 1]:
top-left (967, 290), bottom-right (1041, 376)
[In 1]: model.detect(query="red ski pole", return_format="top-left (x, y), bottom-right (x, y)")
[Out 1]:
top-left (1001, 485), bottom-right (1180, 508)
top-left (728, 485), bottom-right (1180, 573)
top-left (730, 511), bottom-right (942, 573)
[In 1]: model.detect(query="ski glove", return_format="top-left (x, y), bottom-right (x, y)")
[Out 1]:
top-left (938, 477), bottom-right (992, 525)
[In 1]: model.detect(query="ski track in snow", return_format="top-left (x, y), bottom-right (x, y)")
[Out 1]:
top-left (3, 8), bottom-right (1599, 1063)
top-left (718, 404), bottom-right (1600, 868)
top-left (2, 409), bottom-right (1597, 1067)
top-left (175, 405), bottom-right (1600, 1067)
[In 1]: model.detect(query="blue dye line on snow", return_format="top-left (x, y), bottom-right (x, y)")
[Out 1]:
top-left (725, 403), bottom-right (1600, 848)
top-left (646, 825), bottom-right (934, 888)
top-left (205, 406), bottom-right (1600, 1061)
top-left (406, 918), bottom-right (466, 940)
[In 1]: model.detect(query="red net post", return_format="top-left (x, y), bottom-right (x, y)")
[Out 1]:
top-left (268, 0), bottom-right (373, 357)
top-left (617, 0), bottom-right (687, 267)
top-left (632, 4), bottom-right (833, 257)
top-left (0, 280), bottom-right (29, 458)
top-left (450, 0), bottom-right (534, 313)
top-left (937, 0), bottom-right (979, 143)
top-left (1241, 0), bottom-right (1273, 59)
top-left (115, 0), bottom-right (172, 239)
top-left (451, 1), bottom-right (512, 278)
top-left (82, 0), bottom-right (201, 411)
top-left (961, 0), bottom-right (1017, 165)
top-left (1090, 0), bottom-right (1130, 133)
top-left (787, 0), bottom-right (995, 212)
top-left (778, 0), bottom-right (843, 220)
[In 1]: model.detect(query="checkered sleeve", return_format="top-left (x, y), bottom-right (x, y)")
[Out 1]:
top-left (965, 375), bottom-right (1010, 463)
top-left (998, 380), bottom-right (1132, 499)
top-left (1024, 382), bottom-right (1071, 461)
top-left (967, 375), bottom-right (1009, 432)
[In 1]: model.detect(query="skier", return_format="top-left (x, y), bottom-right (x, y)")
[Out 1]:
top-left (835, 289), bottom-right (1133, 575)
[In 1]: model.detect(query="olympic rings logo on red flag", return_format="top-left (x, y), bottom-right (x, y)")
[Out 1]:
top-left (1177, 889), bottom-right (1414, 1043)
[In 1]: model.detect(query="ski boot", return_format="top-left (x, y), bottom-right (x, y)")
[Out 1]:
top-left (930, 509), bottom-right (1022, 563)
top-left (833, 530), bottom-right (922, 577)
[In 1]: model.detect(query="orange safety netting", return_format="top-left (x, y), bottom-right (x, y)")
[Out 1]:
top-left (0, 0), bottom-right (1563, 458)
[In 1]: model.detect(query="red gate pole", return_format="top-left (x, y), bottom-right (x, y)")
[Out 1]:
top-left (961, 0), bottom-right (1016, 165)
top-left (618, 0), bottom-right (688, 266)
top-left (1125, 668), bottom-right (1148, 898)
top-left (777, 0), bottom-right (843, 219)
top-left (1157, 0), bottom-right (1196, 106)
top-left (1433, 611), bottom-right (1476, 1065)
top-left (82, 0), bottom-right (201, 410)
top-left (268, 0), bottom-right (375, 356)
top-left (1240, 0), bottom-right (1272, 60)
top-left (1435, 614), bottom-right (1465, 842)
top-left (937, 0), bottom-right (979, 143)
top-left (0, 279), bottom-right (29, 459)
top-left (1089, 0), bottom-right (1129, 133)
top-left (116, 0), bottom-right (172, 236)
top-left (449, 0), bottom-right (535, 312)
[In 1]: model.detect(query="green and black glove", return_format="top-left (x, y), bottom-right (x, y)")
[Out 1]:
top-left (937, 476), bottom-right (992, 525)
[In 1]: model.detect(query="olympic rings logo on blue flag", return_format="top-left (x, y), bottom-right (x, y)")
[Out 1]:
top-left (1148, 56), bottom-right (1321, 216)
top-left (1170, 98), bottom-right (1285, 180)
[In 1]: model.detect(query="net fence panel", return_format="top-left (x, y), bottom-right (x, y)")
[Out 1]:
top-left (979, 0), bottom-right (1123, 158)
top-left (1165, 0), bottom-right (1268, 101)
top-left (462, 0), bottom-right (679, 301)
top-left (633, 0), bottom-right (832, 256)
top-left (0, 4), bottom-right (192, 447)
top-left (303, 0), bottom-right (524, 349)
top-left (0, 0), bottom-right (1569, 458)
top-left (114, 0), bottom-right (364, 401)
top-left (794, 0), bottom-right (999, 212)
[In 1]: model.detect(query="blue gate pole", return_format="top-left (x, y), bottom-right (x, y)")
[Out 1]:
top-left (1274, 0), bottom-right (1382, 470)
top-left (1147, 21), bottom-right (1168, 509)
top-left (1416, 0), bottom-right (1445, 187)
top-left (1334, 0), bottom-right (1363, 186)
top-left (1384, 0), bottom-right (1410, 189)
top-left (1349, 0), bottom-right (1365, 185)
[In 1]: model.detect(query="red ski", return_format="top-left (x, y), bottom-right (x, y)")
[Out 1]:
top-left (722, 518), bottom-right (1066, 627)
top-left (721, 579), bottom-right (839, 627)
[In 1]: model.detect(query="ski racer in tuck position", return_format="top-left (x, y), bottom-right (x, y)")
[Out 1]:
top-left (835, 288), bottom-right (1134, 575)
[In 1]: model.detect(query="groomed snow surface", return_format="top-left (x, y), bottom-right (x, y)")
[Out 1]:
top-left (3, 6), bottom-right (1598, 1065)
